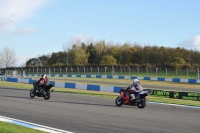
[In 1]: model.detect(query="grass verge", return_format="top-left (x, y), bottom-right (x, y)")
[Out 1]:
top-left (0, 81), bottom-right (200, 107)
top-left (0, 121), bottom-right (46, 133)
top-left (26, 76), bottom-right (200, 90)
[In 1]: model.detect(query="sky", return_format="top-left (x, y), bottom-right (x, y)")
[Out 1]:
top-left (1, 0), bottom-right (200, 67)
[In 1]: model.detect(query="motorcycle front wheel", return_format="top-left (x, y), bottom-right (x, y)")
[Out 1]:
top-left (30, 89), bottom-right (35, 98)
top-left (137, 98), bottom-right (147, 109)
top-left (115, 96), bottom-right (123, 106)
top-left (43, 91), bottom-right (51, 100)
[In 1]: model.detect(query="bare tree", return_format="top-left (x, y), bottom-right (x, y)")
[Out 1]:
top-left (63, 35), bottom-right (94, 52)
top-left (0, 55), bottom-right (2, 67)
top-left (0, 46), bottom-right (16, 68)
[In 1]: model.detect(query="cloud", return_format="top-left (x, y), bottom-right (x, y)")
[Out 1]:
top-left (71, 34), bottom-right (94, 43)
top-left (69, 34), bottom-right (94, 45)
top-left (14, 27), bottom-right (37, 35)
top-left (0, 0), bottom-right (49, 32)
top-left (177, 35), bottom-right (200, 50)
top-left (0, 16), bottom-right (15, 31)
top-left (63, 34), bottom-right (94, 50)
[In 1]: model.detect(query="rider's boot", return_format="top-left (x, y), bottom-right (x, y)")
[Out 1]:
top-left (43, 89), bottom-right (46, 96)
top-left (135, 95), bottom-right (141, 102)
top-left (35, 85), bottom-right (39, 93)
top-left (130, 94), bottom-right (135, 100)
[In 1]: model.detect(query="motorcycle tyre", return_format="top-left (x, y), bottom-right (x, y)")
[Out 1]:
top-left (137, 98), bottom-right (147, 109)
top-left (115, 96), bottom-right (123, 106)
top-left (30, 89), bottom-right (35, 98)
top-left (44, 91), bottom-right (51, 100)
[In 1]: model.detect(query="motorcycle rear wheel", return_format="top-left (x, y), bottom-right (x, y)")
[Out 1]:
top-left (115, 96), bottom-right (123, 106)
top-left (137, 98), bottom-right (147, 109)
top-left (30, 89), bottom-right (35, 98)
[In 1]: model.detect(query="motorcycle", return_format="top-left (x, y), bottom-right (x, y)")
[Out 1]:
top-left (30, 82), bottom-right (53, 100)
top-left (115, 88), bottom-right (151, 108)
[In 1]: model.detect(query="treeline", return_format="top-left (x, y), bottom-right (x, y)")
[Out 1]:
top-left (25, 40), bottom-right (200, 70)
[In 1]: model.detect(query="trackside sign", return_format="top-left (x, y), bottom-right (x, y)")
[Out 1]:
top-left (150, 90), bottom-right (200, 101)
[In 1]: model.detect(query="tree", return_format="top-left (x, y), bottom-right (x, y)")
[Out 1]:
top-left (143, 45), bottom-right (159, 65)
top-left (105, 44), bottom-right (121, 64)
top-left (158, 46), bottom-right (170, 67)
top-left (100, 55), bottom-right (117, 65)
top-left (56, 51), bottom-right (68, 65)
top-left (68, 47), bottom-right (89, 66)
top-left (81, 42), bottom-right (87, 51)
top-left (87, 43), bottom-right (97, 64)
top-left (0, 55), bottom-right (2, 67)
top-left (22, 40), bottom-right (200, 69)
top-left (120, 43), bottom-right (134, 65)
top-left (94, 40), bottom-right (106, 64)
top-left (171, 57), bottom-right (186, 69)
top-left (0, 46), bottom-right (16, 68)
top-left (38, 55), bottom-right (50, 66)
top-left (131, 44), bottom-right (143, 64)
top-left (26, 58), bottom-right (36, 67)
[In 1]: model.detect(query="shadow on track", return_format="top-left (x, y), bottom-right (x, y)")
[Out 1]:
top-left (0, 87), bottom-right (29, 92)
top-left (48, 100), bottom-right (134, 108)
top-left (0, 94), bottom-right (30, 99)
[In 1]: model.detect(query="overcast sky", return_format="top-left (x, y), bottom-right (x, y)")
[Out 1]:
top-left (0, 0), bottom-right (200, 66)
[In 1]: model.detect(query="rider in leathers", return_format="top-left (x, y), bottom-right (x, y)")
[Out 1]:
top-left (126, 79), bottom-right (143, 102)
top-left (36, 73), bottom-right (50, 94)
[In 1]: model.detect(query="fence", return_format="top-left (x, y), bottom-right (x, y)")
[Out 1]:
top-left (2, 67), bottom-right (200, 79)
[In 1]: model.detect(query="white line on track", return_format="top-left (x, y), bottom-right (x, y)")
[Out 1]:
top-left (149, 102), bottom-right (200, 109)
top-left (0, 115), bottom-right (74, 133)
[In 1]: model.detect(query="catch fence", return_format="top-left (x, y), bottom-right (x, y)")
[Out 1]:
top-left (2, 67), bottom-right (200, 79)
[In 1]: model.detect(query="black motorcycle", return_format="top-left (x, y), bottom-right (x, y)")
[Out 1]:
top-left (30, 82), bottom-right (53, 100)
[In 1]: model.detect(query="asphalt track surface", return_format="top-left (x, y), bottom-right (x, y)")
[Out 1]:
top-left (0, 86), bottom-right (200, 133)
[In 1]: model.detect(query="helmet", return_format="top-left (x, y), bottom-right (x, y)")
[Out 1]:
top-left (41, 73), bottom-right (46, 77)
top-left (133, 79), bottom-right (139, 83)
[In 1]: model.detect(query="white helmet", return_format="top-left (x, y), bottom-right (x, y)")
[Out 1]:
top-left (42, 73), bottom-right (46, 77)
top-left (133, 79), bottom-right (139, 83)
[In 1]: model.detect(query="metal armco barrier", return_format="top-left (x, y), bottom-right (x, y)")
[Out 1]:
top-left (150, 90), bottom-right (200, 101)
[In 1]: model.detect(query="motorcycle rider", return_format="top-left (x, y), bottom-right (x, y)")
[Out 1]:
top-left (126, 79), bottom-right (143, 102)
top-left (36, 73), bottom-right (50, 94)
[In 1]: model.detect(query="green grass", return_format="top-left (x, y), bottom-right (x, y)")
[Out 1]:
top-left (0, 121), bottom-right (46, 133)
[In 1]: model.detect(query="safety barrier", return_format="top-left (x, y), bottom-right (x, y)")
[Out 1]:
top-left (7, 77), bottom-right (122, 93)
top-left (0, 77), bottom-right (6, 81)
top-left (6, 77), bottom-right (200, 101)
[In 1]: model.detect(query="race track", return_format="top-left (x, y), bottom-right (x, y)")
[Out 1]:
top-left (0, 86), bottom-right (200, 133)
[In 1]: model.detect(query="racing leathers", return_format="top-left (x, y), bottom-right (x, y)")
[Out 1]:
top-left (126, 82), bottom-right (143, 102)
top-left (35, 76), bottom-right (50, 94)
